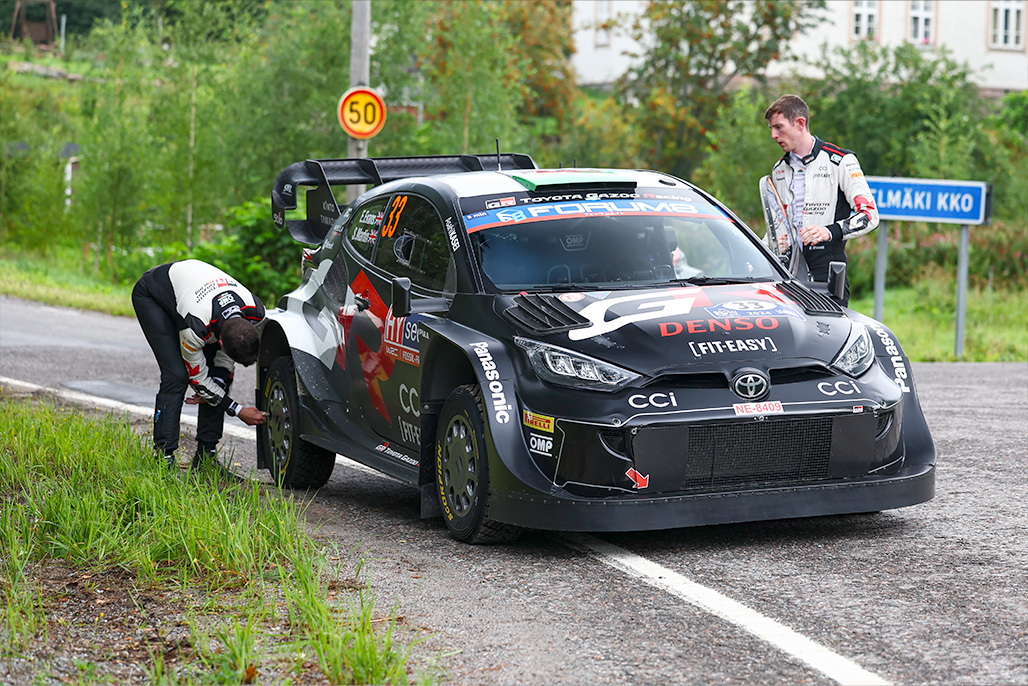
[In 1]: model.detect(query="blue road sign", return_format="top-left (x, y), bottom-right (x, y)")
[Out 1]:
top-left (866, 176), bottom-right (990, 225)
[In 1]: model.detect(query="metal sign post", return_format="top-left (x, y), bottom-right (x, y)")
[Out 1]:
top-left (865, 177), bottom-right (991, 359)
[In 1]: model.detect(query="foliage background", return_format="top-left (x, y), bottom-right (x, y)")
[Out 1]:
top-left (1, 0), bottom-right (1025, 306)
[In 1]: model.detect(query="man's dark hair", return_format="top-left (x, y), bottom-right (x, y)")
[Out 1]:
top-left (765, 94), bottom-right (810, 126)
top-left (220, 318), bottom-right (259, 366)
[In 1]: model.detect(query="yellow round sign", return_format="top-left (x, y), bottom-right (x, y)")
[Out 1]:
top-left (337, 87), bottom-right (387, 140)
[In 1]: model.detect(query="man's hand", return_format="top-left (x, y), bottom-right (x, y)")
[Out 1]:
top-left (185, 394), bottom-right (206, 405)
top-left (800, 225), bottom-right (830, 246)
top-left (237, 406), bottom-right (268, 426)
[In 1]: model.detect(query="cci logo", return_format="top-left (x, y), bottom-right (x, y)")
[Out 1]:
top-left (817, 380), bottom-right (860, 396)
top-left (399, 384), bottom-right (420, 417)
top-left (629, 392), bottom-right (678, 409)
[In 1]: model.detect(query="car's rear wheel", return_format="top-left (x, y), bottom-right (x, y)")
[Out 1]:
top-left (262, 356), bottom-right (335, 488)
top-left (436, 385), bottom-right (522, 544)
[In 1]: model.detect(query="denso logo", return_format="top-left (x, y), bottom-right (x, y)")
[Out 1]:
top-left (629, 392), bottom-right (678, 409)
top-left (659, 317), bottom-right (780, 336)
top-left (817, 380), bottom-right (860, 396)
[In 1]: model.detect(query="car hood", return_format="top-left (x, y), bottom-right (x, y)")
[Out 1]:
top-left (511, 282), bottom-right (850, 374)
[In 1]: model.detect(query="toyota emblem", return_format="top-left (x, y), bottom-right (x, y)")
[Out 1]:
top-left (732, 371), bottom-right (770, 400)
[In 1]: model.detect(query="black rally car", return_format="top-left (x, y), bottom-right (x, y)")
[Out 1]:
top-left (255, 153), bottom-right (935, 543)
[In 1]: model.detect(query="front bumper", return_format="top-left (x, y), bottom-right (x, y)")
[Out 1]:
top-left (487, 463), bottom-right (935, 532)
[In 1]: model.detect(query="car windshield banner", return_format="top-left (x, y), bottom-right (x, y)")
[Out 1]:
top-left (459, 190), bottom-right (728, 234)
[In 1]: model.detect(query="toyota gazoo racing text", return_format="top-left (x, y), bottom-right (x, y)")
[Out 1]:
top-left (254, 154), bottom-right (935, 543)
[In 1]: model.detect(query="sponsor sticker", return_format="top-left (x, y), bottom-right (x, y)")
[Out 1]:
top-left (470, 342), bottom-right (513, 424)
top-left (375, 442), bottom-right (419, 466)
top-left (522, 410), bottom-right (554, 432)
top-left (485, 197), bottom-right (517, 209)
top-left (558, 293), bottom-right (584, 303)
top-left (383, 314), bottom-right (423, 366)
top-left (867, 321), bottom-right (911, 393)
top-left (687, 337), bottom-right (778, 357)
top-left (733, 401), bottom-right (784, 416)
top-left (528, 432), bottom-right (554, 457)
top-left (817, 380), bottom-right (860, 396)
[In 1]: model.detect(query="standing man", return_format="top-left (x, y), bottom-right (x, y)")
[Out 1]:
top-left (132, 259), bottom-right (267, 469)
top-left (765, 94), bottom-right (878, 304)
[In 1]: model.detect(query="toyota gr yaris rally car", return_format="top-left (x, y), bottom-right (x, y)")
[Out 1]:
top-left (254, 153), bottom-right (935, 543)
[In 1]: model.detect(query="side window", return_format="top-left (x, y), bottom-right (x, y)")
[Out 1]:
top-left (347, 197), bottom-right (388, 260)
top-left (375, 194), bottom-right (451, 292)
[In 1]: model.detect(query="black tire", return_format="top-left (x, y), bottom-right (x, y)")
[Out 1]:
top-left (435, 385), bottom-right (522, 544)
top-left (262, 356), bottom-right (335, 489)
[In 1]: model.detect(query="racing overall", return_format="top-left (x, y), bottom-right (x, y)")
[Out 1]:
top-left (131, 260), bottom-right (265, 458)
top-left (770, 136), bottom-right (879, 304)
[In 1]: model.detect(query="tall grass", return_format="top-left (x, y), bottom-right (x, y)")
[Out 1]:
top-left (850, 277), bottom-right (1028, 361)
top-left (0, 398), bottom-right (422, 683)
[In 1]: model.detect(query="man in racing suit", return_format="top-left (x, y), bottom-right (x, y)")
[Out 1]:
top-left (132, 259), bottom-right (267, 469)
top-left (765, 94), bottom-right (878, 304)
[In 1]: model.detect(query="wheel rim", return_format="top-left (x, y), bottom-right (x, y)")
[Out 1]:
top-left (440, 414), bottom-right (479, 517)
top-left (265, 380), bottom-right (292, 477)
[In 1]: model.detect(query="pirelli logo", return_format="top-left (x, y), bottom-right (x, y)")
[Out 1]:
top-left (522, 410), bottom-right (554, 433)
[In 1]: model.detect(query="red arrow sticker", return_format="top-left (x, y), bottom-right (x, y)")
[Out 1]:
top-left (626, 468), bottom-right (649, 489)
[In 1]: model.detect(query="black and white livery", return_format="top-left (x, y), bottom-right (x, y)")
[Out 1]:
top-left (254, 154), bottom-right (935, 543)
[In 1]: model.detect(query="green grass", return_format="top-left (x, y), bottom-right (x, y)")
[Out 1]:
top-left (0, 251), bottom-right (134, 316)
top-left (850, 280), bottom-right (1028, 361)
top-left (0, 397), bottom-right (425, 683)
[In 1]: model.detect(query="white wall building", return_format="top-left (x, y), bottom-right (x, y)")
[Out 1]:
top-left (573, 0), bottom-right (1028, 96)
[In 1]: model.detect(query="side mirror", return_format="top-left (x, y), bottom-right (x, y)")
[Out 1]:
top-left (828, 262), bottom-right (847, 301)
top-left (391, 277), bottom-right (412, 318)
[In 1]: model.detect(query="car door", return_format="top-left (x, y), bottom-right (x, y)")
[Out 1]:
top-left (343, 191), bottom-right (452, 449)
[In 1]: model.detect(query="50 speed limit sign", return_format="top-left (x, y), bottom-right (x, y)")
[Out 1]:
top-left (337, 87), bottom-right (387, 140)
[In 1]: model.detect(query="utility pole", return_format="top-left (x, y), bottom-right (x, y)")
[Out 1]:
top-left (348, 0), bottom-right (371, 204)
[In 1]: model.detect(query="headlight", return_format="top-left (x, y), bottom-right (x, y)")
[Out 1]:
top-left (832, 322), bottom-right (875, 377)
top-left (514, 337), bottom-right (641, 392)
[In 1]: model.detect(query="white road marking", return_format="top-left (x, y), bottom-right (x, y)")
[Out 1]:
top-left (3, 375), bottom-right (890, 684)
top-left (560, 533), bottom-right (890, 686)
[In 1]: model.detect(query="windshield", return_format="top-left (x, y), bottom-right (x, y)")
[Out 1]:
top-left (461, 188), bottom-right (781, 290)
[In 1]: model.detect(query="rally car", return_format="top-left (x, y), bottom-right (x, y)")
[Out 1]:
top-left (254, 153), bottom-right (935, 543)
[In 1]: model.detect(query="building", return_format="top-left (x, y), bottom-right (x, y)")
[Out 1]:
top-left (573, 0), bottom-right (1028, 96)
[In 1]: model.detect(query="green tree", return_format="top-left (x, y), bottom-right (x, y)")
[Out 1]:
top-left (799, 42), bottom-right (985, 178)
top-left (617, 0), bottom-right (825, 179)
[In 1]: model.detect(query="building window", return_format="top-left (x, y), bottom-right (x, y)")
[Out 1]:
top-left (595, 0), bottom-right (611, 48)
top-left (909, 0), bottom-right (933, 44)
top-left (853, 0), bottom-right (878, 40)
top-left (991, 0), bottom-right (1025, 49)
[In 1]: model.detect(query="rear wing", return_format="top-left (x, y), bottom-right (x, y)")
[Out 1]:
top-left (272, 153), bottom-right (537, 245)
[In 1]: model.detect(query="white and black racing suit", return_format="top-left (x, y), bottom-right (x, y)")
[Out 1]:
top-left (131, 260), bottom-right (265, 456)
top-left (770, 135), bottom-right (879, 304)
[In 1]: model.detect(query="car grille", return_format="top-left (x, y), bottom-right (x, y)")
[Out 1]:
top-left (631, 416), bottom-right (834, 491)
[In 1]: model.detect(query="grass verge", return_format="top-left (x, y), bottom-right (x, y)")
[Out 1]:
top-left (850, 280), bottom-right (1028, 361)
top-left (0, 395), bottom-right (428, 684)
top-left (0, 251), bottom-right (134, 317)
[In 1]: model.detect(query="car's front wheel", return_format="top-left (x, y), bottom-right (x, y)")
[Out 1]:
top-left (435, 385), bottom-right (522, 544)
top-left (262, 356), bottom-right (335, 489)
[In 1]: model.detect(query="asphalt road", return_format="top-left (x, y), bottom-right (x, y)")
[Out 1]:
top-left (1, 294), bottom-right (1025, 685)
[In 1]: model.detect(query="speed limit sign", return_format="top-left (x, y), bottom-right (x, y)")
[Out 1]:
top-left (337, 87), bottom-right (387, 140)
